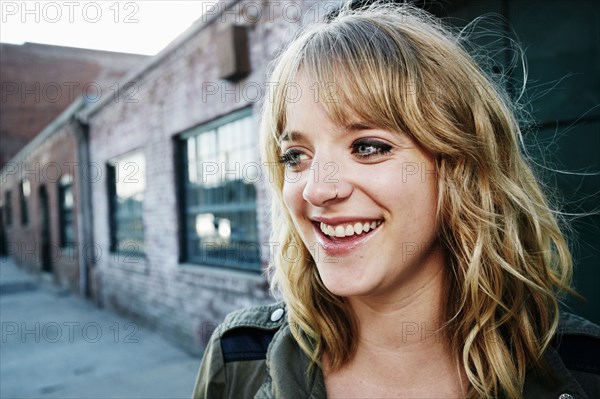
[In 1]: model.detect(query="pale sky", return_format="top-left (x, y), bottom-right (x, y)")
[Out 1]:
top-left (0, 0), bottom-right (218, 55)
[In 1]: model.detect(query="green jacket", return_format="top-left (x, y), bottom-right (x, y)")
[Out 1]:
top-left (192, 303), bottom-right (600, 398)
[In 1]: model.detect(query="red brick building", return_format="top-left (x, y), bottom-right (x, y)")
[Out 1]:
top-left (0, 42), bottom-right (146, 170)
top-left (0, 44), bottom-right (146, 293)
top-left (1, 101), bottom-right (86, 291)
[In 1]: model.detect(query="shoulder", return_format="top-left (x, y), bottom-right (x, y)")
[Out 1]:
top-left (557, 312), bottom-right (600, 338)
top-left (553, 312), bottom-right (600, 375)
top-left (220, 302), bottom-right (288, 331)
top-left (217, 302), bottom-right (288, 362)
top-left (192, 302), bottom-right (287, 399)
top-left (552, 312), bottom-right (600, 398)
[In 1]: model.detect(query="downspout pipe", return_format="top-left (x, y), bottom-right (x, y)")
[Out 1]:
top-left (74, 119), bottom-right (94, 299)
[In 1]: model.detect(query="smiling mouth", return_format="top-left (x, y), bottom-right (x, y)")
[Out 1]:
top-left (310, 219), bottom-right (383, 256)
top-left (318, 220), bottom-right (383, 239)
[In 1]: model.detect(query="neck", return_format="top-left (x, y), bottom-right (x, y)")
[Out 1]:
top-left (328, 269), bottom-right (467, 397)
top-left (323, 251), bottom-right (469, 397)
top-left (345, 259), bottom-right (461, 380)
top-left (348, 254), bottom-right (450, 351)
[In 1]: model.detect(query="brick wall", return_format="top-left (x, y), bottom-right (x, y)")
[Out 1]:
top-left (1, 120), bottom-right (83, 292)
top-left (85, 0), bottom-right (332, 354)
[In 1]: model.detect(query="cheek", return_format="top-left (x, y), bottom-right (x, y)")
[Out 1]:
top-left (282, 180), bottom-right (304, 216)
top-left (281, 181), bottom-right (312, 243)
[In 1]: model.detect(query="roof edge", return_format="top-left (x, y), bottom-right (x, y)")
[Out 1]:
top-left (78, 0), bottom-right (243, 122)
top-left (0, 98), bottom-right (87, 179)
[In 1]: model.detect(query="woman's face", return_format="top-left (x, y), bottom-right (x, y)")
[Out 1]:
top-left (280, 73), bottom-right (446, 300)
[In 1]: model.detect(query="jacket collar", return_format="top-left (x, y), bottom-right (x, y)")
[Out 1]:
top-left (257, 324), bottom-right (325, 398)
top-left (522, 346), bottom-right (589, 398)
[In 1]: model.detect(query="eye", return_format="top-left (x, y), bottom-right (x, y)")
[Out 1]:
top-left (351, 139), bottom-right (392, 159)
top-left (279, 149), bottom-right (309, 169)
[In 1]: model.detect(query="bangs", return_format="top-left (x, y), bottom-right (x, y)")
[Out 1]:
top-left (270, 14), bottom-right (424, 144)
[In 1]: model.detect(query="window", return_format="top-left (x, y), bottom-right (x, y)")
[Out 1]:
top-left (4, 191), bottom-right (11, 226)
top-left (59, 176), bottom-right (75, 247)
top-left (20, 179), bottom-right (30, 225)
top-left (107, 151), bottom-right (145, 255)
top-left (178, 108), bottom-right (260, 270)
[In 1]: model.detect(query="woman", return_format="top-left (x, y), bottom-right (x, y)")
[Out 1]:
top-left (194, 2), bottom-right (600, 398)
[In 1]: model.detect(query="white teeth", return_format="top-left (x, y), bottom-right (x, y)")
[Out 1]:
top-left (319, 220), bottom-right (383, 237)
top-left (353, 222), bottom-right (363, 234)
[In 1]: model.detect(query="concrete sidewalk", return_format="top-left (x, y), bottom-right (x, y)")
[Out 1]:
top-left (0, 257), bottom-right (201, 399)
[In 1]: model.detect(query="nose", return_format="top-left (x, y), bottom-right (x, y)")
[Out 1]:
top-left (302, 160), bottom-right (347, 206)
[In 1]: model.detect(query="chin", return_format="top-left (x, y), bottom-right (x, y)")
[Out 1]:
top-left (316, 265), bottom-right (373, 298)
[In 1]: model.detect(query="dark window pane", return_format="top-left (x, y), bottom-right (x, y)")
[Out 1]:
top-left (5, 191), bottom-right (12, 226)
top-left (20, 180), bottom-right (30, 225)
top-left (59, 182), bottom-right (75, 247)
top-left (179, 109), bottom-right (260, 270)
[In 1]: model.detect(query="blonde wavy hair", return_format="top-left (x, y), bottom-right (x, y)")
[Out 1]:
top-left (259, 2), bottom-right (574, 398)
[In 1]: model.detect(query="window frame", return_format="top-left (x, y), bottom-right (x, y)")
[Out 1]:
top-left (20, 179), bottom-right (30, 226)
top-left (58, 176), bottom-right (75, 248)
top-left (106, 150), bottom-right (146, 257)
top-left (177, 107), bottom-right (261, 272)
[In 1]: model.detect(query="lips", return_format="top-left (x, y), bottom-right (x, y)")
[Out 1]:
top-left (311, 218), bottom-right (384, 256)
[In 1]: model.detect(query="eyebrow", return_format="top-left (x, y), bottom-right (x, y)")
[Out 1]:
top-left (346, 122), bottom-right (374, 131)
top-left (279, 122), bottom-right (375, 144)
top-left (279, 130), bottom-right (302, 143)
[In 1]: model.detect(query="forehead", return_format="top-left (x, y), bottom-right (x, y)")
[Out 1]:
top-left (280, 72), bottom-right (367, 133)
top-left (281, 75), bottom-right (375, 144)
